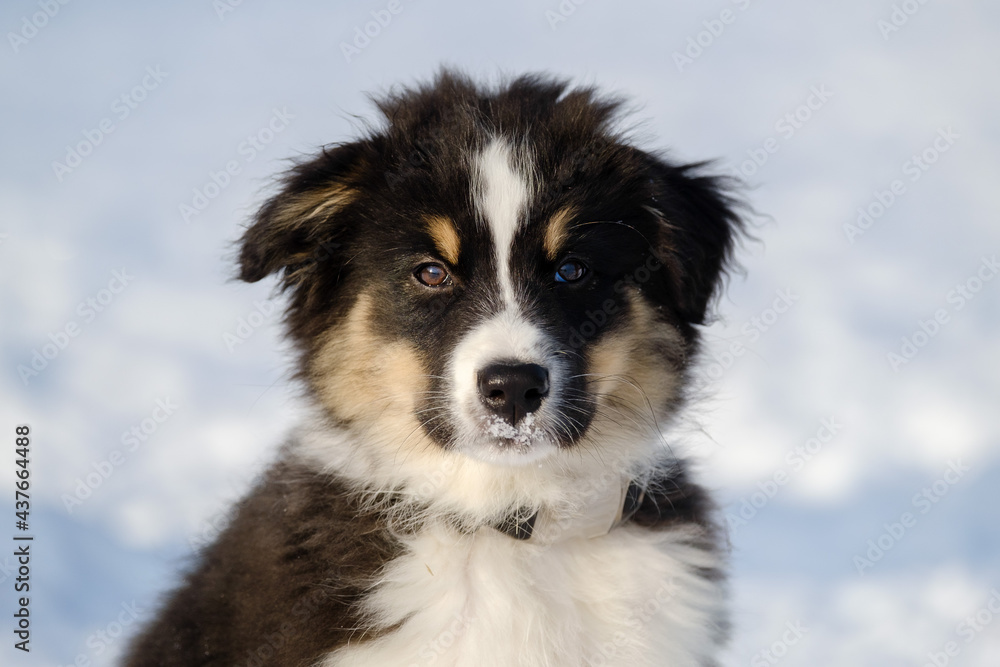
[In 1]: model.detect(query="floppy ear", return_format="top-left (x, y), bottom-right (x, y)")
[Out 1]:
top-left (644, 157), bottom-right (743, 326)
top-left (238, 142), bottom-right (366, 286)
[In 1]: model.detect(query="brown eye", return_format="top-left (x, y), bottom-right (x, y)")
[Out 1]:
top-left (416, 263), bottom-right (450, 287)
top-left (555, 259), bottom-right (588, 284)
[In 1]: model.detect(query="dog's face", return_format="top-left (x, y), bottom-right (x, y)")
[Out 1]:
top-left (239, 73), bottom-right (739, 467)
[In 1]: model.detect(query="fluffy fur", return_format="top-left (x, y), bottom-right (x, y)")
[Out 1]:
top-left (124, 70), bottom-right (743, 667)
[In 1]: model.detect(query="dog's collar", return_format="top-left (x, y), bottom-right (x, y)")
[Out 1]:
top-left (492, 476), bottom-right (645, 543)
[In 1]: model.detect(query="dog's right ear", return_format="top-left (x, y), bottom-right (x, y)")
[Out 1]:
top-left (238, 142), bottom-right (367, 285)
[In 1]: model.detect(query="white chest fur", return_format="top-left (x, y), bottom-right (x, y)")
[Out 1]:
top-left (323, 522), bottom-right (724, 667)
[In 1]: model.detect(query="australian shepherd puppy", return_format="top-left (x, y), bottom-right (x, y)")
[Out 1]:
top-left (125, 70), bottom-right (742, 667)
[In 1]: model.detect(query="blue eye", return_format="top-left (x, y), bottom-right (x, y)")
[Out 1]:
top-left (555, 259), bottom-right (588, 283)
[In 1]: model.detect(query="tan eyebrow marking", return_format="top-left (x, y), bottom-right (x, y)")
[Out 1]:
top-left (544, 205), bottom-right (577, 261)
top-left (295, 183), bottom-right (355, 222)
top-left (425, 215), bottom-right (461, 265)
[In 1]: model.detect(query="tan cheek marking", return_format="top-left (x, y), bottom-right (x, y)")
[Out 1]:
top-left (426, 215), bottom-right (461, 265)
top-left (586, 293), bottom-right (686, 425)
top-left (543, 205), bottom-right (576, 261)
top-left (310, 293), bottom-right (429, 427)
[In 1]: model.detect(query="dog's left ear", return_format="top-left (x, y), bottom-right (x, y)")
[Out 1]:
top-left (643, 156), bottom-right (743, 326)
top-left (238, 141), bottom-right (367, 286)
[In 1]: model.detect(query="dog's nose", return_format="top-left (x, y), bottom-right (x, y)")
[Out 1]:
top-left (477, 363), bottom-right (549, 425)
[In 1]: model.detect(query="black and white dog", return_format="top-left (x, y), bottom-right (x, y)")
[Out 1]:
top-left (125, 71), bottom-right (742, 667)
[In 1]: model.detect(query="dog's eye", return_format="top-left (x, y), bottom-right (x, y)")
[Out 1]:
top-left (555, 259), bottom-right (588, 284)
top-left (415, 263), bottom-right (451, 287)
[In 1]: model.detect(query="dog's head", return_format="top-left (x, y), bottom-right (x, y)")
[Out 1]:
top-left (239, 71), bottom-right (741, 468)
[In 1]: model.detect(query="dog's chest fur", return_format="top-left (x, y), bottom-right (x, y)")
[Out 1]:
top-left (325, 523), bottom-right (723, 667)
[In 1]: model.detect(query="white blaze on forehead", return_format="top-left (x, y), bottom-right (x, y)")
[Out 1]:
top-left (473, 138), bottom-right (532, 305)
top-left (459, 138), bottom-right (560, 458)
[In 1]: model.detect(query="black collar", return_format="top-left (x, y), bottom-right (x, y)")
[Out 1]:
top-left (493, 478), bottom-right (646, 542)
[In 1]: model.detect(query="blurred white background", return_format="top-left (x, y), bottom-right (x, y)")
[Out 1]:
top-left (1, 1), bottom-right (998, 665)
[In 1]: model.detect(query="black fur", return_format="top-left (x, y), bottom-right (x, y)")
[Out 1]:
top-left (125, 70), bottom-right (743, 666)
top-left (124, 456), bottom-right (400, 666)
top-left (236, 69), bottom-right (741, 447)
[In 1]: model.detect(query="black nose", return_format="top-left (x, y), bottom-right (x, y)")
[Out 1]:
top-left (477, 363), bottom-right (550, 426)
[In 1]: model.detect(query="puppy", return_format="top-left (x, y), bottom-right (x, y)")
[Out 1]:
top-left (124, 70), bottom-right (742, 667)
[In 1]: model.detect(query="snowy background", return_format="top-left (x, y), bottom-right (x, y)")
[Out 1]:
top-left (2, 0), bottom-right (999, 665)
